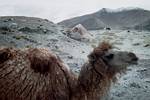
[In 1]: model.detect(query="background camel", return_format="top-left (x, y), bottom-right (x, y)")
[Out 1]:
top-left (0, 42), bottom-right (138, 100)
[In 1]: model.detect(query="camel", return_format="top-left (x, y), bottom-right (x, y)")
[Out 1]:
top-left (0, 42), bottom-right (138, 100)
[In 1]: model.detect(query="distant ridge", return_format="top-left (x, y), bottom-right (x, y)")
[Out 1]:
top-left (58, 8), bottom-right (150, 30)
top-left (135, 19), bottom-right (150, 30)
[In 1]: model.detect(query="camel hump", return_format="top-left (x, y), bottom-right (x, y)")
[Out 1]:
top-left (0, 47), bottom-right (14, 64)
top-left (27, 48), bottom-right (58, 75)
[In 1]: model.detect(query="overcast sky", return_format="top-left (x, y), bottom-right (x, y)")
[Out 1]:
top-left (0, 0), bottom-right (149, 23)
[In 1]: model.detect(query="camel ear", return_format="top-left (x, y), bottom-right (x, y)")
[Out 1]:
top-left (88, 41), bottom-right (111, 62)
top-left (0, 48), bottom-right (12, 64)
top-left (88, 52), bottom-right (97, 62)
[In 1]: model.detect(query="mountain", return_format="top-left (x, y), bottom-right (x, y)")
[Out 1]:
top-left (58, 8), bottom-right (150, 30)
top-left (135, 19), bottom-right (150, 31)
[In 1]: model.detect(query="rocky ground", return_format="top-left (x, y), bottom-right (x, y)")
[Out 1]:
top-left (90, 30), bottom-right (150, 100)
top-left (0, 16), bottom-right (150, 100)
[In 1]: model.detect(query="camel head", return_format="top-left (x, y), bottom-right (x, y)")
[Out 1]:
top-left (88, 41), bottom-right (138, 77)
top-left (103, 50), bottom-right (138, 69)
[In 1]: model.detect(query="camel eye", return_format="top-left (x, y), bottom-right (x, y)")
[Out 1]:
top-left (105, 54), bottom-right (114, 59)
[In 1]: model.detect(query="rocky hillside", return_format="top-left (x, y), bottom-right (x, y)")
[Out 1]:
top-left (0, 16), bottom-right (63, 48)
top-left (58, 8), bottom-right (150, 30)
top-left (0, 16), bottom-right (92, 72)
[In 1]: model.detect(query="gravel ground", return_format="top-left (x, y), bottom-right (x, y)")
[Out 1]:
top-left (0, 16), bottom-right (150, 100)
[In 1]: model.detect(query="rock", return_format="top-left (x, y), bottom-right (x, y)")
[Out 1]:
top-left (3, 18), bottom-right (14, 22)
top-left (9, 18), bottom-right (14, 21)
top-left (130, 82), bottom-right (141, 88)
top-left (51, 25), bottom-right (56, 27)
top-left (18, 27), bottom-right (47, 34)
top-left (69, 24), bottom-right (93, 42)
top-left (24, 37), bottom-right (38, 43)
top-left (145, 86), bottom-right (148, 88)
top-left (49, 30), bottom-right (55, 34)
top-left (43, 29), bottom-right (49, 33)
top-left (44, 19), bottom-right (48, 21)
top-left (36, 43), bottom-right (42, 46)
top-left (37, 26), bottom-right (41, 29)
top-left (67, 63), bottom-right (78, 68)
top-left (9, 23), bottom-right (18, 29)
top-left (68, 56), bottom-right (73, 59)
top-left (18, 27), bottom-right (34, 32)
top-left (137, 69), bottom-right (147, 72)
top-left (37, 26), bottom-right (49, 33)
top-left (38, 20), bottom-right (41, 22)
top-left (25, 45), bottom-right (31, 48)
top-left (105, 27), bottom-right (111, 30)
top-left (127, 30), bottom-right (130, 32)
top-left (144, 44), bottom-right (150, 47)
top-left (55, 46), bottom-right (59, 49)
top-left (82, 51), bottom-right (85, 53)
top-left (1, 32), bottom-right (7, 34)
top-left (0, 26), bottom-right (12, 32)
top-left (145, 80), bottom-right (150, 83)
top-left (123, 78), bottom-right (127, 80)
top-left (67, 40), bottom-right (71, 42)
top-left (12, 35), bottom-right (38, 43)
top-left (61, 30), bottom-right (67, 35)
top-left (3, 20), bottom-right (8, 22)
top-left (133, 43), bottom-right (140, 46)
top-left (127, 68), bottom-right (132, 71)
top-left (114, 92), bottom-right (126, 97)
top-left (13, 36), bottom-right (22, 40)
top-left (49, 39), bottom-right (58, 42)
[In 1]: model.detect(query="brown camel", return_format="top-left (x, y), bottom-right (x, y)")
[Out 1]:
top-left (0, 42), bottom-right (138, 100)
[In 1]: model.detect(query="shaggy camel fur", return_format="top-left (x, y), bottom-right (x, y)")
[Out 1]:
top-left (0, 42), bottom-right (138, 100)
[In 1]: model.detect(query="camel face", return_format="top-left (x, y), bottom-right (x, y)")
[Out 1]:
top-left (102, 50), bottom-right (138, 69)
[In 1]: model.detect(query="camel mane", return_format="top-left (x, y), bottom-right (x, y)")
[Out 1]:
top-left (88, 41), bottom-right (112, 61)
top-left (88, 41), bottom-right (119, 80)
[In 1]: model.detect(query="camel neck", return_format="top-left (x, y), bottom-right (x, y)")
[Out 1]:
top-left (72, 62), bottom-right (110, 100)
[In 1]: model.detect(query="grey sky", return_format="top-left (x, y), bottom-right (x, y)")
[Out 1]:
top-left (0, 0), bottom-right (149, 23)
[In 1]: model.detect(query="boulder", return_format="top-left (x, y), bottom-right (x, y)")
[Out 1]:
top-left (69, 24), bottom-right (93, 42)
